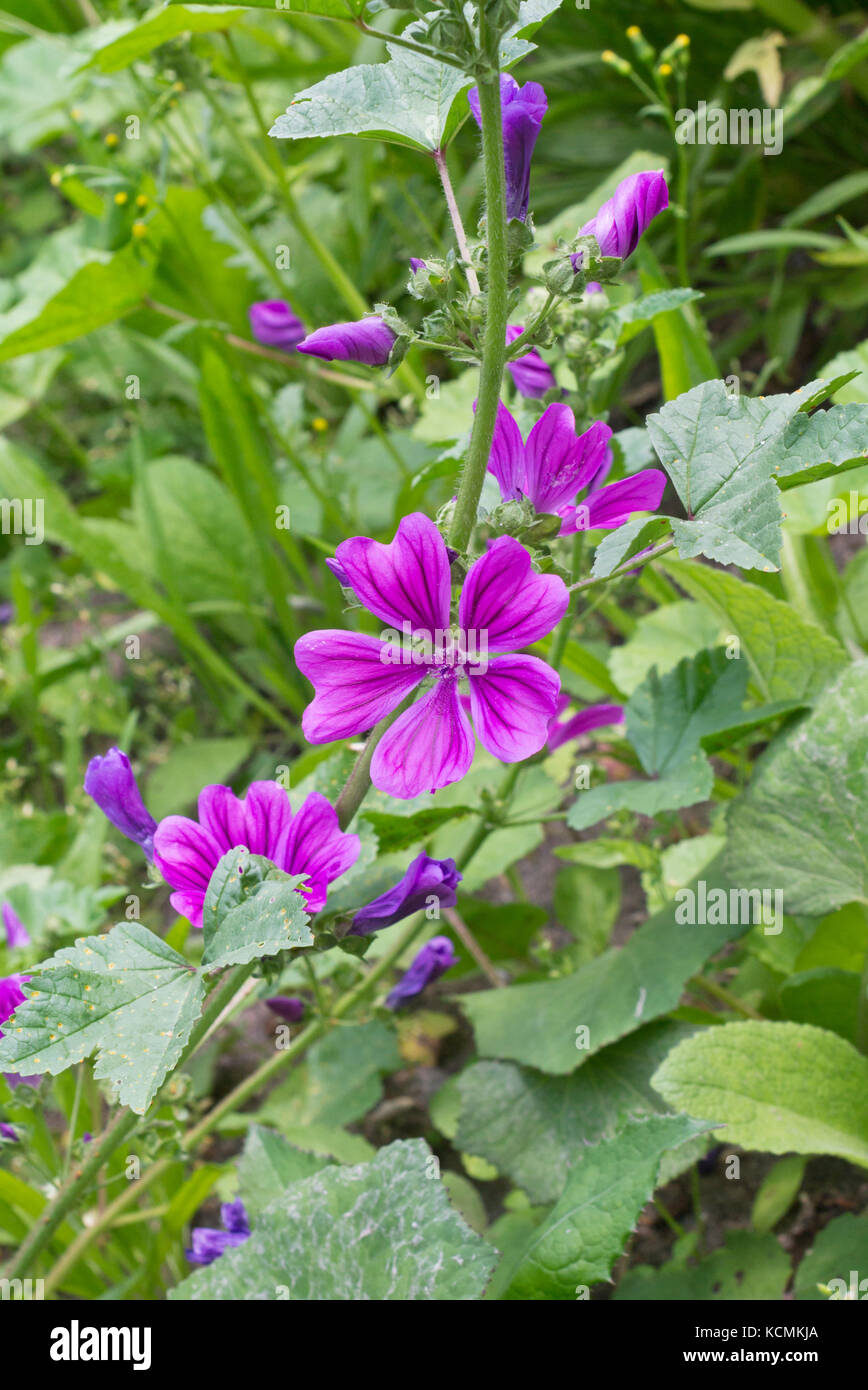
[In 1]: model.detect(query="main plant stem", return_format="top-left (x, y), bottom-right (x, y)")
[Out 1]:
top-left (448, 73), bottom-right (509, 554)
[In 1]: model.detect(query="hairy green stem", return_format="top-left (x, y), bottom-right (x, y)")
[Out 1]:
top-left (448, 73), bottom-right (509, 553)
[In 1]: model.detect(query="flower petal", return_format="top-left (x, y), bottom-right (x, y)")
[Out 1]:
top-left (468, 654), bottom-right (560, 761)
top-left (459, 536), bottom-right (568, 652)
top-left (153, 817), bottom-right (219, 927)
top-left (196, 785), bottom-right (247, 858)
top-left (282, 792), bottom-right (360, 912)
top-left (239, 781), bottom-right (295, 860)
top-left (487, 400), bottom-right (526, 501)
top-left (560, 468), bottom-right (666, 533)
top-left (505, 324), bottom-right (556, 398)
top-left (523, 406), bottom-right (613, 514)
top-left (370, 679), bottom-right (475, 798)
top-left (295, 630), bottom-right (427, 743)
top-left (333, 512), bottom-right (451, 635)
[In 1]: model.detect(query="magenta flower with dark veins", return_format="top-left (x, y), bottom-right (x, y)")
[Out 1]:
top-left (2, 903), bottom-right (29, 949)
top-left (248, 299), bottom-right (305, 351)
top-left (547, 697), bottom-right (624, 751)
top-left (505, 324), bottom-right (557, 399)
top-left (350, 853), bottom-right (461, 935)
top-left (468, 75), bottom-right (547, 222)
top-left (385, 935), bottom-right (457, 1009)
top-left (297, 317), bottom-right (396, 366)
top-left (572, 170), bottom-right (669, 268)
top-left (186, 1198), bottom-right (250, 1266)
top-left (488, 401), bottom-right (666, 535)
top-left (84, 747), bottom-right (158, 858)
top-left (294, 513), bottom-right (568, 799)
top-left (152, 781), bottom-right (360, 929)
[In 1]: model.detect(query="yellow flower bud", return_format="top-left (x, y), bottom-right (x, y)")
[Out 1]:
top-left (104, 132), bottom-right (119, 148)
top-left (136, 194), bottom-right (149, 209)
top-left (312, 417), bottom-right (328, 433)
top-left (50, 170), bottom-right (62, 187)
top-left (114, 191), bottom-right (128, 206)
top-left (658, 62), bottom-right (673, 77)
top-left (626, 25), bottom-right (641, 38)
top-left (132, 221), bottom-right (147, 239)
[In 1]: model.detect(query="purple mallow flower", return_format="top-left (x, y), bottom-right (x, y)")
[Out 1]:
top-left (547, 697), bottom-right (624, 751)
top-left (488, 401), bottom-right (665, 535)
top-left (409, 258), bottom-right (427, 273)
top-left (295, 513), bottom-right (568, 799)
top-left (152, 781), bottom-right (359, 930)
top-left (468, 75), bottom-right (547, 223)
top-left (505, 325), bottom-right (557, 399)
top-left (572, 170), bottom-right (669, 268)
top-left (385, 936), bottom-right (457, 1009)
top-left (84, 747), bottom-right (158, 859)
top-left (248, 299), bottom-right (305, 351)
top-left (351, 854), bottom-right (461, 935)
top-left (186, 1198), bottom-right (250, 1266)
top-left (297, 317), bottom-right (395, 367)
top-left (2, 903), bottom-right (29, 949)
top-left (265, 996), bottom-right (305, 1024)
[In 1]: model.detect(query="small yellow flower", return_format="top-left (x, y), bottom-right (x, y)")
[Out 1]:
top-left (601, 49), bottom-right (616, 62)
top-left (312, 417), bottom-right (328, 433)
top-left (132, 221), bottom-right (147, 239)
top-left (135, 194), bottom-right (149, 209)
top-left (173, 80), bottom-right (185, 92)
top-left (658, 62), bottom-right (673, 76)
top-left (70, 108), bottom-right (82, 121)
top-left (626, 25), bottom-right (641, 38)
top-left (676, 33), bottom-right (690, 46)
top-left (104, 132), bottom-right (119, 148)
top-left (114, 191), bottom-right (128, 206)
top-left (50, 170), bottom-right (62, 187)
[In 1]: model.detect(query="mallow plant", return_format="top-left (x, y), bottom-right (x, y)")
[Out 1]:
top-left (2, 1), bottom-right (868, 1303)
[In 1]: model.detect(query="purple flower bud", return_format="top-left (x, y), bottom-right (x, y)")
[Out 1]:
top-left (84, 747), bottom-right (158, 858)
top-left (0, 602), bottom-right (13, 625)
top-left (350, 854), bottom-right (461, 935)
top-left (585, 281), bottom-right (603, 294)
top-left (325, 555), bottom-right (351, 587)
top-left (385, 935), bottom-right (457, 1009)
top-left (265, 996), bottom-right (305, 1023)
top-left (297, 318), bottom-right (396, 367)
top-left (578, 170), bottom-right (669, 261)
top-left (0, 1123), bottom-right (17, 1142)
top-left (505, 324), bottom-right (557, 399)
top-left (547, 699), bottom-right (624, 752)
top-left (468, 75), bottom-right (547, 222)
top-left (409, 258), bottom-right (427, 273)
top-left (248, 299), bottom-right (305, 351)
top-left (186, 1198), bottom-right (250, 1266)
top-left (2, 903), bottom-right (29, 949)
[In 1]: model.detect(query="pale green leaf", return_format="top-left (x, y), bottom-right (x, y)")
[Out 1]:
top-left (170, 1139), bottom-right (497, 1300)
top-left (653, 1020), bottom-right (868, 1168)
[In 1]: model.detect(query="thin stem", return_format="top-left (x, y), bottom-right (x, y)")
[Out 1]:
top-left (357, 21), bottom-right (469, 72)
top-left (567, 538), bottom-right (675, 594)
top-left (444, 907), bottom-right (504, 987)
top-left (448, 72), bottom-right (509, 553)
top-left (433, 149), bottom-right (481, 296)
top-left (3, 1106), bottom-right (140, 1282)
top-left (222, 31), bottom-right (425, 402)
top-left (334, 691), bottom-right (419, 831)
top-left (688, 975), bottom-right (764, 1021)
